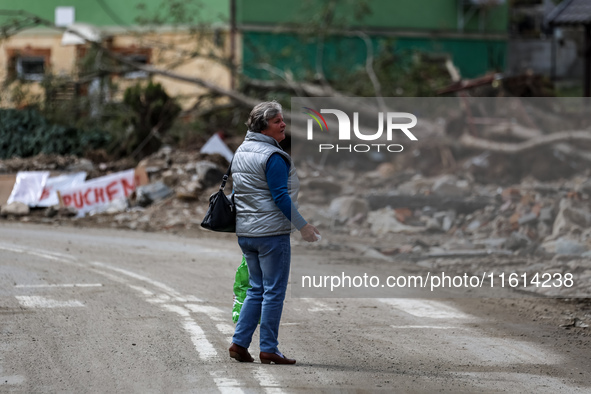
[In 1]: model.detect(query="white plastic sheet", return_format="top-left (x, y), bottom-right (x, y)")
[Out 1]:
top-left (200, 133), bottom-right (234, 163)
top-left (61, 23), bottom-right (102, 45)
top-left (7, 171), bottom-right (50, 206)
top-left (36, 172), bottom-right (87, 207)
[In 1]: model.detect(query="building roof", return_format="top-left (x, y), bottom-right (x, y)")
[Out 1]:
top-left (547, 0), bottom-right (591, 26)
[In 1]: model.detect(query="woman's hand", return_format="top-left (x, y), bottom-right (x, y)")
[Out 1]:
top-left (300, 224), bottom-right (321, 243)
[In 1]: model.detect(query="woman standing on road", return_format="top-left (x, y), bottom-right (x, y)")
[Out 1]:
top-left (228, 101), bottom-right (320, 365)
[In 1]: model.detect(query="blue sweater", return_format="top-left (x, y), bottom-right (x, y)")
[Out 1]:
top-left (265, 153), bottom-right (307, 230)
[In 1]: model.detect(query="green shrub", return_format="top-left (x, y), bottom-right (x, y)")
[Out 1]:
top-left (117, 81), bottom-right (181, 157)
top-left (0, 108), bottom-right (111, 159)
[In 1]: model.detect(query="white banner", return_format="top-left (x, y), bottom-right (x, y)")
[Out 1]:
top-left (59, 169), bottom-right (136, 216)
top-left (37, 172), bottom-right (87, 207)
top-left (7, 171), bottom-right (50, 206)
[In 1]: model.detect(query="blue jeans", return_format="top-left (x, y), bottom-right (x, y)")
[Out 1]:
top-left (232, 234), bottom-right (291, 353)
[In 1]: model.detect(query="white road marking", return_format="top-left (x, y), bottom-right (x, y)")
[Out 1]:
top-left (16, 295), bottom-right (84, 308)
top-left (91, 261), bottom-right (191, 300)
top-left (127, 285), bottom-right (155, 297)
top-left (216, 323), bottom-right (235, 343)
top-left (89, 268), bottom-right (129, 285)
top-left (0, 244), bottom-right (80, 267)
top-left (0, 375), bottom-right (25, 385)
top-left (147, 294), bottom-right (172, 304)
top-left (263, 389), bottom-right (285, 394)
top-left (390, 325), bottom-right (461, 329)
top-left (252, 367), bottom-right (285, 394)
top-left (304, 299), bottom-right (337, 312)
top-left (0, 245), bottom-right (24, 254)
top-left (162, 304), bottom-right (218, 361)
top-left (209, 371), bottom-right (246, 394)
top-left (15, 283), bottom-right (103, 288)
top-left (185, 304), bottom-right (226, 321)
top-left (216, 323), bottom-right (236, 336)
top-left (28, 251), bottom-right (62, 261)
top-left (377, 298), bottom-right (472, 319)
top-left (38, 251), bottom-right (78, 261)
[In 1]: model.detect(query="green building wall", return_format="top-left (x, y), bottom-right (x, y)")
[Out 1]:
top-left (237, 0), bottom-right (508, 33)
top-left (239, 0), bottom-right (508, 81)
top-left (0, 0), bottom-right (229, 27)
top-left (242, 31), bottom-right (506, 81)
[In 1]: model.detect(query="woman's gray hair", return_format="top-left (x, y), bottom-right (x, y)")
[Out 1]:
top-left (246, 101), bottom-right (283, 133)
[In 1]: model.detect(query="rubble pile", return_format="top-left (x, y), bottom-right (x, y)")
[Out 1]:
top-left (296, 166), bottom-right (591, 297)
top-left (1, 147), bottom-right (590, 298)
top-left (0, 148), bottom-right (231, 232)
top-left (0, 153), bottom-right (134, 177)
top-left (83, 148), bottom-right (233, 232)
top-left (297, 166), bottom-right (591, 253)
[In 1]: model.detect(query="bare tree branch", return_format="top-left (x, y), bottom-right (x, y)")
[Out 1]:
top-left (355, 31), bottom-right (386, 112)
top-left (103, 50), bottom-right (259, 109)
top-left (481, 122), bottom-right (542, 141)
top-left (460, 131), bottom-right (591, 154)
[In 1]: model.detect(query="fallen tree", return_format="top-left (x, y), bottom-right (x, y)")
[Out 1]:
top-left (460, 130), bottom-right (591, 154)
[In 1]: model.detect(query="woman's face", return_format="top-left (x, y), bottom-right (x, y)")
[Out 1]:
top-left (261, 113), bottom-right (286, 143)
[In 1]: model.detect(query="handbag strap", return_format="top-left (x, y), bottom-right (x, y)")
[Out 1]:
top-left (219, 160), bottom-right (232, 191)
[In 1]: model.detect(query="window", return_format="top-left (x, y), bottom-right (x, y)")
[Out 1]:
top-left (123, 54), bottom-right (149, 79)
top-left (109, 46), bottom-right (151, 79)
top-left (16, 56), bottom-right (45, 81)
top-left (6, 48), bottom-right (51, 82)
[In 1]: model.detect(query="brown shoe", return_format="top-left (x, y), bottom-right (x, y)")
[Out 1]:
top-left (259, 351), bottom-right (296, 365)
top-left (229, 343), bottom-right (254, 362)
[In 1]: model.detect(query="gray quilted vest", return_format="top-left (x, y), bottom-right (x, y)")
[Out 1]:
top-left (232, 131), bottom-right (300, 237)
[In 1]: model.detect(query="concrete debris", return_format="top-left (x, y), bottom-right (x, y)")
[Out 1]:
top-left (559, 317), bottom-right (589, 329)
top-left (432, 174), bottom-right (472, 197)
top-left (133, 181), bottom-right (174, 207)
top-left (368, 208), bottom-right (426, 235)
top-left (301, 178), bottom-right (343, 205)
top-left (542, 237), bottom-right (589, 256)
top-left (367, 193), bottom-right (493, 214)
top-left (0, 201), bottom-right (30, 216)
top-left (66, 158), bottom-right (94, 173)
top-left (97, 198), bottom-right (129, 215)
top-left (195, 161), bottom-right (225, 189)
top-left (551, 198), bottom-right (591, 238)
top-left (504, 232), bottom-right (532, 251)
top-left (426, 250), bottom-right (513, 258)
top-left (328, 196), bottom-right (369, 225)
top-left (435, 210), bottom-right (457, 232)
top-left (579, 179), bottom-right (591, 196)
top-left (45, 205), bottom-right (77, 218)
top-left (348, 243), bottom-right (391, 261)
top-left (373, 162), bottom-right (397, 178)
top-left (425, 216), bottom-right (443, 232)
top-left (396, 176), bottom-right (434, 195)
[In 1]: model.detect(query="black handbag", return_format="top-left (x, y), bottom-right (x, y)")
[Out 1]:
top-left (200, 162), bottom-right (236, 232)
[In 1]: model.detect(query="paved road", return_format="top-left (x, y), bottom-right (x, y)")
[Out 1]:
top-left (0, 223), bottom-right (589, 393)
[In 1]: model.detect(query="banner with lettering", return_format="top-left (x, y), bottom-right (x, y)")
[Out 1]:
top-left (37, 172), bottom-right (87, 207)
top-left (59, 169), bottom-right (135, 216)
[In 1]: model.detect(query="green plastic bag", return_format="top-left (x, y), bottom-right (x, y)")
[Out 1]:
top-left (232, 255), bottom-right (251, 323)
